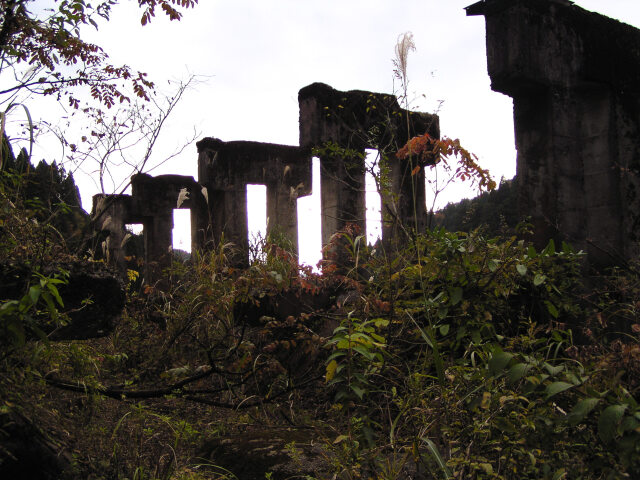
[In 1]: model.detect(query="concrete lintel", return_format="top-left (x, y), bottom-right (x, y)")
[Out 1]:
top-left (480, 0), bottom-right (640, 95)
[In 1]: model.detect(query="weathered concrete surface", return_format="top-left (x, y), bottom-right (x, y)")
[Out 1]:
top-left (94, 83), bottom-right (439, 276)
top-left (467, 0), bottom-right (640, 268)
top-left (92, 174), bottom-right (207, 282)
top-left (92, 194), bottom-right (133, 275)
top-left (299, 82), bottom-right (440, 249)
top-left (131, 173), bottom-right (208, 279)
top-left (196, 138), bottom-right (312, 266)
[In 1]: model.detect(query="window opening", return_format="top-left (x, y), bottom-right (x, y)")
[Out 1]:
top-left (247, 184), bottom-right (267, 262)
top-left (365, 149), bottom-right (382, 245)
top-left (298, 157), bottom-right (322, 269)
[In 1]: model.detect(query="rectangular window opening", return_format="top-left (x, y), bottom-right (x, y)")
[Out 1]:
top-left (365, 149), bottom-right (382, 245)
top-left (297, 157), bottom-right (322, 270)
top-left (247, 184), bottom-right (267, 262)
top-left (172, 209), bottom-right (192, 256)
top-left (123, 223), bottom-right (144, 266)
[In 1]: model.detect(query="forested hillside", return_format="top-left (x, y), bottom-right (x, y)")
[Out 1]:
top-left (434, 177), bottom-right (520, 234)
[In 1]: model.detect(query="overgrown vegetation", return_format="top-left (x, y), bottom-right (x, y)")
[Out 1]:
top-left (2, 149), bottom-right (640, 478)
top-left (434, 176), bottom-right (520, 234)
top-left (1, 10), bottom-right (639, 479)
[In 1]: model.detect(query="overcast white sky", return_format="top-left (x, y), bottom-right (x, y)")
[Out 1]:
top-left (23, 0), bottom-right (640, 264)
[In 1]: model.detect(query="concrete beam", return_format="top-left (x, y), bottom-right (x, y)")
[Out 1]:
top-left (196, 138), bottom-right (312, 266)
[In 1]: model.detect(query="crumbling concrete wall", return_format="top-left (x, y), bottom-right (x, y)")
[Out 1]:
top-left (299, 82), bottom-right (439, 249)
top-left (94, 83), bottom-right (440, 278)
top-left (467, 0), bottom-right (640, 268)
top-left (92, 194), bottom-right (133, 274)
top-left (196, 139), bottom-right (312, 267)
top-left (91, 174), bottom-right (206, 282)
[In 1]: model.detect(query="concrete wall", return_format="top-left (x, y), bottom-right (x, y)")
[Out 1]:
top-left (196, 138), bottom-right (312, 267)
top-left (91, 174), bottom-right (206, 283)
top-left (298, 82), bottom-right (439, 250)
top-left (94, 82), bottom-right (440, 278)
top-left (467, 0), bottom-right (640, 268)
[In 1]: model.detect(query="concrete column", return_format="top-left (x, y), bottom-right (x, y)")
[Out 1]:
top-left (210, 187), bottom-right (249, 267)
top-left (468, 0), bottom-right (640, 269)
top-left (320, 151), bottom-right (366, 247)
top-left (266, 181), bottom-right (299, 252)
top-left (579, 88), bottom-right (622, 265)
top-left (381, 152), bottom-right (428, 247)
top-left (513, 90), bottom-right (557, 248)
top-left (143, 212), bottom-right (173, 282)
top-left (196, 138), bottom-right (311, 266)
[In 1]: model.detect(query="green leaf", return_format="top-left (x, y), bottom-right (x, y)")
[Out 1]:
top-left (488, 351), bottom-right (513, 376)
top-left (552, 468), bottom-right (566, 480)
top-left (370, 332), bottom-right (386, 343)
top-left (0, 300), bottom-right (18, 315)
top-left (507, 363), bottom-right (531, 383)
top-left (620, 415), bottom-right (639, 432)
top-left (46, 283), bottom-right (64, 307)
top-left (448, 287), bottom-right (463, 306)
top-left (533, 274), bottom-right (546, 286)
top-left (28, 285), bottom-right (41, 305)
top-left (479, 463), bottom-right (493, 475)
top-left (373, 318), bottom-right (389, 328)
top-left (541, 239), bottom-right (556, 256)
top-left (545, 301), bottom-right (559, 319)
top-left (567, 398), bottom-right (600, 426)
top-left (439, 324), bottom-right (450, 336)
top-left (350, 385), bottom-right (365, 399)
top-left (545, 381), bottom-right (574, 400)
top-left (543, 363), bottom-right (564, 377)
top-left (516, 264), bottom-right (527, 276)
top-left (494, 416), bottom-right (516, 433)
top-left (326, 351), bottom-right (347, 362)
top-left (488, 259), bottom-right (499, 272)
top-left (421, 438), bottom-right (452, 479)
top-left (598, 404), bottom-right (627, 443)
top-left (353, 344), bottom-right (376, 361)
top-left (333, 435), bottom-right (349, 444)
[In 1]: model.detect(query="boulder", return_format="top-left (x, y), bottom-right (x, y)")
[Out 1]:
top-left (0, 259), bottom-right (125, 341)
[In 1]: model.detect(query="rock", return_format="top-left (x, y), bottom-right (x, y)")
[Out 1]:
top-left (0, 259), bottom-right (125, 341)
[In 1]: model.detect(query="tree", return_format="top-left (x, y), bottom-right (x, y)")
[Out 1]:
top-left (58, 75), bottom-right (200, 195)
top-left (0, 0), bottom-right (197, 108)
top-left (0, 0), bottom-right (199, 171)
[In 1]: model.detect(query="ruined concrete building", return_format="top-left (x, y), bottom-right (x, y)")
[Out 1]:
top-left (93, 83), bottom-right (439, 280)
top-left (94, 0), bottom-right (640, 279)
top-left (467, 0), bottom-right (640, 268)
